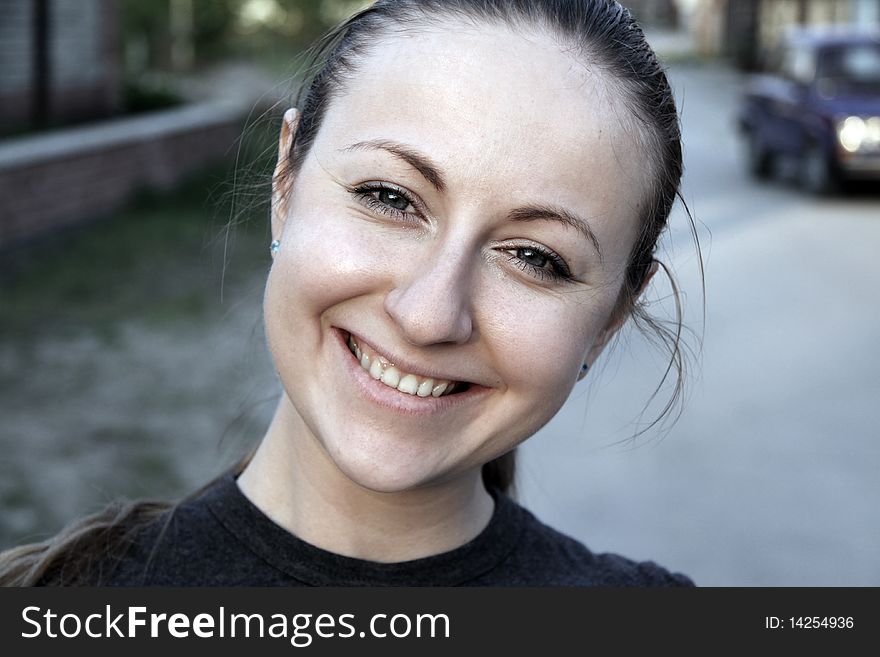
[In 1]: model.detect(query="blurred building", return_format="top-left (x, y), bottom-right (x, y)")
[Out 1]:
top-left (625, 0), bottom-right (681, 27)
top-left (687, 0), bottom-right (880, 68)
top-left (0, 0), bottom-right (121, 133)
top-left (0, 1), bottom-right (244, 251)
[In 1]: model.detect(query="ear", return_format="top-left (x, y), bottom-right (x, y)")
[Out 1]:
top-left (271, 108), bottom-right (301, 241)
top-left (578, 260), bottom-right (659, 381)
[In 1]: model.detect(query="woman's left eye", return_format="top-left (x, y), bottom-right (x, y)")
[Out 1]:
top-left (352, 183), bottom-right (418, 219)
top-left (504, 245), bottom-right (573, 283)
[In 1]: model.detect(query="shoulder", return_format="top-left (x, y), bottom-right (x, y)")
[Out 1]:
top-left (22, 499), bottom-right (178, 586)
top-left (479, 498), bottom-right (695, 587)
top-left (101, 484), bottom-right (266, 586)
top-left (103, 499), bottom-right (218, 585)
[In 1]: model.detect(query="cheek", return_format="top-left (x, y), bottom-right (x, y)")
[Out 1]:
top-left (479, 288), bottom-right (607, 401)
top-left (268, 210), bottom-right (395, 317)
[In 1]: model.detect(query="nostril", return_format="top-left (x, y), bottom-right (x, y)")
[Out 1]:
top-left (383, 274), bottom-right (475, 347)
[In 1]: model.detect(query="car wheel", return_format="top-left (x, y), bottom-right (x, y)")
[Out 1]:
top-left (799, 143), bottom-right (836, 195)
top-left (745, 130), bottom-right (773, 179)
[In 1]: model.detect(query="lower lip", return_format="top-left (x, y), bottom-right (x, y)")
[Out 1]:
top-left (333, 329), bottom-right (487, 417)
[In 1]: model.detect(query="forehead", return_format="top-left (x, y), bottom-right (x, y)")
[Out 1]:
top-left (316, 22), bottom-right (651, 254)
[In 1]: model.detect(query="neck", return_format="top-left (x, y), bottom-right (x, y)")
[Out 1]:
top-left (237, 395), bottom-right (495, 563)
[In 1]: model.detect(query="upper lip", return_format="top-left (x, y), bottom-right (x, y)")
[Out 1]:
top-left (342, 329), bottom-right (484, 387)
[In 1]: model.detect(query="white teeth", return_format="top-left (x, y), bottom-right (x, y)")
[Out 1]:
top-left (347, 334), bottom-right (460, 398)
top-left (381, 366), bottom-right (400, 388)
top-left (417, 379), bottom-right (434, 397)
top-left (397, 374), bottom-right (419, 395)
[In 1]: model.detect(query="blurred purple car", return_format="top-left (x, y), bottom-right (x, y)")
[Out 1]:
top-left (738, 27), bottom-right (880, 193)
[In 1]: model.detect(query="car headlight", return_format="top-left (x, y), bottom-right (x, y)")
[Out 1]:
top-left (837, 116), bottom-right (866, 152)
top-left (837, 116), bottom-right (880, 153)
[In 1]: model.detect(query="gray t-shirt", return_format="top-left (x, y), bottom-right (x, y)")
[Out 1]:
top-left (94, 474), bottom-right (694, 586)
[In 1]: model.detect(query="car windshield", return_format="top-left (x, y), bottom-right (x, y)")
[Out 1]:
top-left (817, 42), bottom-right (880, 94)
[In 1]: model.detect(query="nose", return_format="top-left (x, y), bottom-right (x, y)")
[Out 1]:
top-left (383, 246), bottom-right (476, 346)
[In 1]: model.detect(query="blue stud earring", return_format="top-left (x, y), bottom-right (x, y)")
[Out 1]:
top-left (581, 363), bottom-right (590, 374)
top-left (270, 239), bottom-right (281, 256)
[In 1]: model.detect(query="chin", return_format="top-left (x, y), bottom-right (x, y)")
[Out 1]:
top-left (321, 432), bottom-right (460, 494)
top-left (337, 459), bottom-right (441, 495)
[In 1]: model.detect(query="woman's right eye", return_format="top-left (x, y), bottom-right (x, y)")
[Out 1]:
top-left (351, 183), bottom-right (420, 221)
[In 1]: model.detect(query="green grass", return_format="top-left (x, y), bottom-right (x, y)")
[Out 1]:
top-left (0, 124), bottom-right (278, 340)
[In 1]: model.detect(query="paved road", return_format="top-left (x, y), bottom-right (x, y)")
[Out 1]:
top-left (518, 63), bottom-right (880, 586)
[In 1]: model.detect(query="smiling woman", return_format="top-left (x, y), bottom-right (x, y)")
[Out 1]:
top-left (1, 0), bottom-right (697, 587)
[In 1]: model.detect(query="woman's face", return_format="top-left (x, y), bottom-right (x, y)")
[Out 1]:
top-left (264, 23), bottom-right (650, 493)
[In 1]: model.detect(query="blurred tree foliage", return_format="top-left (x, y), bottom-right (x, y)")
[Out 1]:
top-left (121, 0), bottom-right (369, 71)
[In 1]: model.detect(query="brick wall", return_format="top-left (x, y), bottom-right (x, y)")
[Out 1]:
top-left (0, 102), bottom-right (243, 249)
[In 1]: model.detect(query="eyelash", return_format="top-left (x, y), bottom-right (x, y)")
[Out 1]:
top-left (351, 183), bottom-right (421, 223)
top-left (502, 245), bottom-right (574, 283)
top-left (349, 183), bottom-right (574, 284)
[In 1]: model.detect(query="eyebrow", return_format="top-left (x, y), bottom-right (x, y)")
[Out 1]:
top-left (341, 139), bottom-right (447, 192)
top-left (341, 139), bottom-right (602, 260)
top-left (508, 205), bottom-right (604, 262)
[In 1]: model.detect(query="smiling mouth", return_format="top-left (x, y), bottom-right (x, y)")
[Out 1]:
top-left (345, 334), bottom-right (469, 398)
